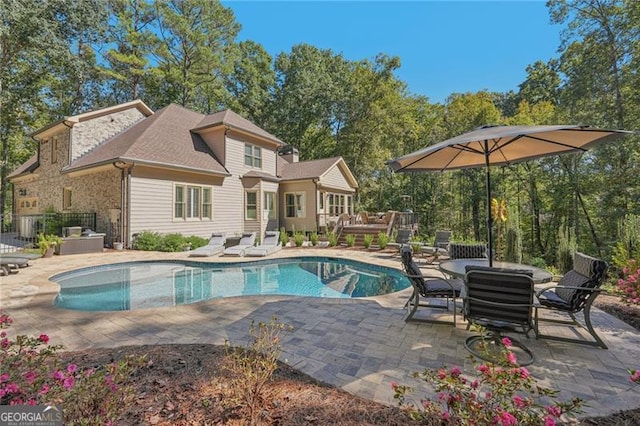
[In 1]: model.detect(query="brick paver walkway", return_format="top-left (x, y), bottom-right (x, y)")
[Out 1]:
top-left (2, 248), bottom-right (639, 419)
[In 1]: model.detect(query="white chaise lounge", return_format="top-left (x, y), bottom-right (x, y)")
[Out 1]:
top-left (189, 233), bottom-right (226, 257)
top-left (245, 231), bottom-right (282, 257)
top-left (223, 232), bottom-right (256, 257)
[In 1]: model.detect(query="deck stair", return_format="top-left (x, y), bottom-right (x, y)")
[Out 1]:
top-left (338, 225), bottom-right (388, 246)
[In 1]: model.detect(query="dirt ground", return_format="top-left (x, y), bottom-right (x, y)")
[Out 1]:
top-left (54, 295), bottom-right (640, 425)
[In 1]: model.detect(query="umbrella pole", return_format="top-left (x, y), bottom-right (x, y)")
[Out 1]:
top-left (484, 144), bottom-right (493, 267)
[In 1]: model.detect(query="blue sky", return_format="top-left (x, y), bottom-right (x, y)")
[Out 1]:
top-left (222, 1), bottom-right (563, 103)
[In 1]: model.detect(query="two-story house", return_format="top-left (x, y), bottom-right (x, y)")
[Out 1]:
top-left (8, 100), bottom-right (358, 247)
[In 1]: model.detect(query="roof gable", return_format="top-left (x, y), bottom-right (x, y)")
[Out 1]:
top-left (192, 109), bottom-right (284, 146)
top-left (279, 156), bottom-right (359, 188)
top-left (66, 103), bottom-right (227, 175)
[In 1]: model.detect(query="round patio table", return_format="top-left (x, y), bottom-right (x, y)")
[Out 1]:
top-left (439, 259), bottom-right (553, 284)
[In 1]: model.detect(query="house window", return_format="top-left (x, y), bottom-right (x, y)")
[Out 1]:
top-left (285, 192), bottom-right (305, 218)
top-left (244, 144), bottom-right (262, 168)
top-left (319, 192), bottom-right (325, 210)
top-left (63, 187), bottom-right (72, 210)
top-left (264, 192), bottom-right (276, 220)
top-left (51, 137), bottom-right (58, 164)
top-left (202, 187), bottom-right (212, 219)
top-left (245, 191), bottom-right (257, 220)
top-left (174, 184), bottom-right (212, 220)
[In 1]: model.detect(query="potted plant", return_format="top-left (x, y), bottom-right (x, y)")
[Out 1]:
top-left (38, 234), bottom-right (62, 257)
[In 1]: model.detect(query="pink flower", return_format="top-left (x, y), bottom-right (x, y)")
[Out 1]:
top-left (39, 384), bottom-right (50, 395)
top-left (471, 379), bottom-right (479, 389)
top-left (1, 338), bottom-right (9, 348)
top-left (0, 331), bottom-right (6, 338)
top-left (544, 416), bottom-right (557, 426)
top-left (477, 364), bottom-right (489, 373)
top-left (501, 337), bottom-right (512, 347)
top-left (546, 405), bottom-right (562, 417)
top-left (512, 395), bottom-right (526, 408)
top-left (390, 381), bottom-right (398, 390)
top-left (5, 382), bottom-right (19, 393)
top-left (506, 351), bottom-right (517, 365)
top-left (109, 384), bottom-right (118, 392)
top-left (517, 367), bottom-right (530, 379)
top-left (84, 368), bottom-right (95, 378)
top-left (53, 370), bottom-right (65, 381)
top-left (38, 334), bottom-right (49, 344)
top-left (27, 398), bottom-right (37, 406)
top-left (496, 410), bottom-right (518, 426)
top-left (63, 376), bottom-right (75, 390)
top-left (449, 366), bottom-right (462, 377)
top-left (66, 363), bottom-right (77, 374)
top-left (441, 411), bottom-right (450, 421)
top-left (438, 369), bottom-right (447, 379)
top-left (0, 373), bottom-right (9, 383)
top-left (24, 371), bottom-right (37, 384)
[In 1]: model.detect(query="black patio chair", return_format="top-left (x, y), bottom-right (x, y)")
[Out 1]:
top-left (534, 252), bottom-right (609, 349)
top-left (449, 243), bottom-right (488, 260)
top-left (400, 246), bottom-right (462, 325)
top-left (464, 266), bottom-right (536, 366)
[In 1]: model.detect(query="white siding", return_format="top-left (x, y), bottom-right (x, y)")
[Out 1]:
top-left (320, 165), bottom-right (354, 192)
top-left (129, 167), bottom-right (227, 239)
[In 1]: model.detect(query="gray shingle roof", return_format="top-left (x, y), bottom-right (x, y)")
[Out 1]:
top-left (67, 104), bottom-right (228, 175)
top-left (8, 154), bottom-right (38, 178)
top-left (278, 156), bottom-right (342, 180)
top-left (193, 110), bottom-right (284, 145)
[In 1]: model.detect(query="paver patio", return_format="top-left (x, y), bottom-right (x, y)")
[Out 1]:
top-left (2, 248), bottom-right (639, 419)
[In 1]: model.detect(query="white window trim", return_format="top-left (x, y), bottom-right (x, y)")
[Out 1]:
top-left (244, 143), bottom-right (262, 169)
top-left (173, 183), bottom-right (213, 221)
top-left (285, 192), bottom-right (305, 218)
top-left (264, 191), bottom-right (276, 220)
top-left (245, 191), bottom-right (258, 220)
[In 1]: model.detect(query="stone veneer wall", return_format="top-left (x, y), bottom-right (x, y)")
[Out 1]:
top-left (71, 108), bottom-right (145, 161)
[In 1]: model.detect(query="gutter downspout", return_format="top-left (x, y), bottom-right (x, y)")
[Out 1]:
top-left (113, 161), bottom-right (133, 248)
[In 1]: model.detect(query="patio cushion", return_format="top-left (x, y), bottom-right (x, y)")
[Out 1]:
top-left (538, 289), bottom-right (572, 310)
top-left (553, 252), bottom-right (607, 307)
top-left (464, 265), bottom-right (534, 277)
top-left (449, 243), bottom-right (487, 260)
top-left (573, 252), bottom-right (608, 284)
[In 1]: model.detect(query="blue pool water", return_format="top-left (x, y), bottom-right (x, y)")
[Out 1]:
top-left (51, 257), bottom-right (410, 311)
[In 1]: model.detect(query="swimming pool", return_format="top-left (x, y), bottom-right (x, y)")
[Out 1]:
top-left (51, 257), bottom-right (410, 311)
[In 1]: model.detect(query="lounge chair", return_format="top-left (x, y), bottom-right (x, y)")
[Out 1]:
top-left (534, 252), bottom-right (609, 349)
top-left (223, 232), bottom-right (256, 257)
top-left (245, 231), bottom-right (282, 257)
top-left (464, 266), bottom-right (536, 366)
top-left (189, 233), bottom-right (226, 257)
top-left (400, 246), bottom-right (462, 325)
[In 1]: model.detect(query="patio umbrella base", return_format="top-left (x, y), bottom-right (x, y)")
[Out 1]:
top-left (464, 334), bottom-right (534, 366)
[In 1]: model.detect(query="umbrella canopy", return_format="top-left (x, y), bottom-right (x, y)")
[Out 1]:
top-left (388, 124), bottom-right (632, 266)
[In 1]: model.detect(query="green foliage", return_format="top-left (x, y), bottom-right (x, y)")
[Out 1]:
top-left (133, 231), bottom-right (162, 251)
top-left (393, 329), bottom-right (583, 424)
top-left (327, 232), bottom-right (338, 247)
top-left (223, 317), bottom-right (293, 424)
top-left (556, 228), bottom-right (576, 274)
top-left (377, 232), bottom-right (389, 249)
top-left (159, 233), bottom-right (187, 252)
top-left (362, 234), bottom-right (374, 249)
top-left (504, 226), bottom-right (523, 263)
top-left (309, 231), bottom-right (319, 246)
top-left (279, 227), bottom-right (289, 246)
top-left (529, 257), bottom-right (548, 269)
top-left (0, 311), bottom-right (143, 423)
top-left (345, 234), bottom-right (356, 247)
top-left (293, 231), bottom-right (306, 247)
top-left (185, 235), bottom-right (208, 250)
top-left (37, 234), bottom-right (62, 255)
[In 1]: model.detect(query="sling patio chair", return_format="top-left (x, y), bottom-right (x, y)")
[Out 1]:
top-left (400, 245), bottom-right (462, 325)
top-left (189, 233), bottom-right (226, 257)
top-left (420, 230), bottom-right (452, 262)
top-left (463, 266), bottom-right (536, 366)
top-left (245, 231), bottom-right (283, 257)
top-left (223, 232), bottom-right (257, 257)
top-left (534, 252), bottom-right (609, 349)
top-left (449, 242), bottom-right (488, 260)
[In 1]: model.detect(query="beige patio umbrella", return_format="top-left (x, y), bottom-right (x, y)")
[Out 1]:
top-left (387, 124), bottom-right (632, 266)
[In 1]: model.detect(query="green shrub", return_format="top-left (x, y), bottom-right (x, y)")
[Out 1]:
top-left (133, 231), bottom-right (162, 251)
top-left (309, 232), bottom-right (319, 246)
top-left (185, 235), bottom-right (208, 250)
top-left (327, 232), bottom-right (338, 247)
top-left (345, 234), bottom-right (356, 247)
top-left (158, 233), bottom-right (186, 252)
top-left (363, 234), bottom-right (374, 249)
top-left (529, 257), bottom-right (547, 269)
top-left (293, 232), bottom-right (306, 247)
top-left (223, 317), bottom-right (293, 424)
top-left (279, 227), bottom-right (289, 246)
top-left (377, 232), bottom-right (389, 249)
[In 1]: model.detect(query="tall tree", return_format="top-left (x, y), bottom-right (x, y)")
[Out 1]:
top-left (0, 0), bottom-right (107, 216)
top-left (101, 0), bottom-right (158, 103)
top-left (148, 0), bottom-right (240, 112)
